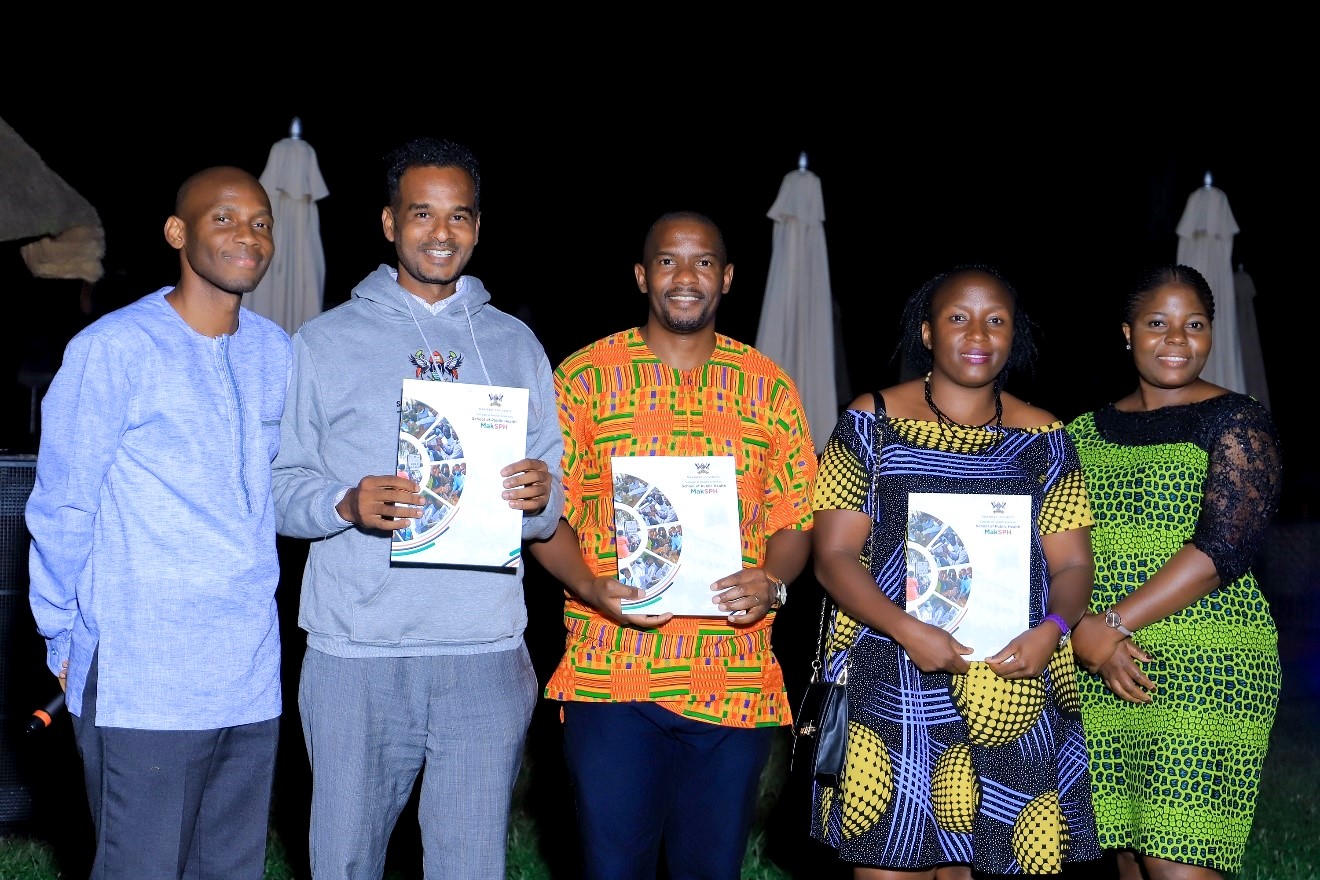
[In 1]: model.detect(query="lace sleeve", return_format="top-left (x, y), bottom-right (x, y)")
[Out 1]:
top-left (1191, 401), bottom-right (1283, 584)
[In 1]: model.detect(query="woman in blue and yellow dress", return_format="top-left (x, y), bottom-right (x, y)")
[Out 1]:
top-left (1067, 264), bottom-right (1282, 880)
top-left (809, 265), bottom-right (1101, 878)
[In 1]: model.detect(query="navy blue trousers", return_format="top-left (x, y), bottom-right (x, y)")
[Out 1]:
top-left (562, 700), bottom-right (774, 880)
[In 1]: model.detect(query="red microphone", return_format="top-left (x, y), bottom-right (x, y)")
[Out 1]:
top-left (26, 693), bottom-right (66, 733)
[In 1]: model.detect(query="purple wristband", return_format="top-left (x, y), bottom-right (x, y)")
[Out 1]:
top-left (1043, 612), bottom-right (1070, 636)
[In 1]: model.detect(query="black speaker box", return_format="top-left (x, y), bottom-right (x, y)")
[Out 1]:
top-left (0, 455), bottom-right (39, 830)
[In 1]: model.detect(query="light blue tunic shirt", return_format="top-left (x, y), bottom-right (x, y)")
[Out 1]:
top-left (26, 289), bottom-right (291, 729)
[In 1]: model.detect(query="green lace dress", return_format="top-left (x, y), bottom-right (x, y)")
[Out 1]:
top-left (1066, 393), bottom-right (1282, 873)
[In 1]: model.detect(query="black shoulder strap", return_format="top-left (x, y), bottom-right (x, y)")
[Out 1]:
top-left (865, 391), bottom-right (884, 565)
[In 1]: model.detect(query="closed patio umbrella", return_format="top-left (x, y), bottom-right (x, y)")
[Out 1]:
top-left (754, 153), bottom-right (837, 454)
top-left (246, 117), bottom-right (329, 337)
top-left (1176, 172), bottom-right (1245, 394)
top-left (1233, 264), bottom-right (1270, 409)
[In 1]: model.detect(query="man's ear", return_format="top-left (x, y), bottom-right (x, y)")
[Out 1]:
top-left (163, 216), bottom-right (185, 251)
top-left (634, 263), bottom-right (648, 293)
top-left (382, 206), bottom-right (397, 243)
top-left (722, 263), bottom-right (734, 294)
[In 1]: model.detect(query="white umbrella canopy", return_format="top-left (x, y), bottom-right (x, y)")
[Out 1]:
top-left (1175, 173), bottom-right (1245, 394)
top-left (754, 154), bottom-right (837, 454)
top-left (246, 118), bottom-right (329, 337)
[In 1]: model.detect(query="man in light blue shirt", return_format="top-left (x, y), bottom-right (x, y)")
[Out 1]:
top-left (26, 166), bottom-right (291, 880)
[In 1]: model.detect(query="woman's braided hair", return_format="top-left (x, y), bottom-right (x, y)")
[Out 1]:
top-left (892, 263), bottom-right (1039, 380)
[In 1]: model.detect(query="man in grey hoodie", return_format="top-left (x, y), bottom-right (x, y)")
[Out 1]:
top-left (271, 137), bottom-right (564, 880)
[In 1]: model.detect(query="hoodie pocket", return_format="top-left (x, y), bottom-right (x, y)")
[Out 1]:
top-left (348, 568), bottom-right (423, 644)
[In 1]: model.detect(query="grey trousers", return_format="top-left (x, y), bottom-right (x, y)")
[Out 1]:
top-left (72, 651), bottom-right (279, 880)
top-left (299, 644), bottom-right (537, 880)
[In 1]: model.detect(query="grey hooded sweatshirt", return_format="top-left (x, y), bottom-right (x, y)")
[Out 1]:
top-left (272, 265), bottom-right (564, 658)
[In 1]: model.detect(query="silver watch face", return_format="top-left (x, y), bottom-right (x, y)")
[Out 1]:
top-left (1105, 610), bottom-right (1121, 628)
top-left (776, 582), bottom-right (788, 606)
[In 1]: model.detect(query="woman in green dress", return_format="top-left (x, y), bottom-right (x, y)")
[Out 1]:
top-left (1067, 264), bottom-right (1283, 880)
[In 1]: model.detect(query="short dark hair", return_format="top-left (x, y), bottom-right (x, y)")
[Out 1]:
top-left (1124, 264), bottom-right (1215, 324)
top-left (642, 211), bottom-right (727, 264)
top-left (382, 137), bottom-right (481, 213)
top-left (893, 263), bottom-right (1038, 379)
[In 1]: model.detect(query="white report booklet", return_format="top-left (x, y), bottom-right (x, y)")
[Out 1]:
top-left (391, 379), bottom-right (528, 569)
top-left (611, 455), bottom-right (742, 616)
top-left (903, 492), bottom-right (1031, 661)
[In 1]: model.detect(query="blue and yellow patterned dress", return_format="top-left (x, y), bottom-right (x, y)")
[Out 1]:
top-left (810, 403), bottom-right (1100, 874)
top-left (1066, 393), bottom-right (1282, 873)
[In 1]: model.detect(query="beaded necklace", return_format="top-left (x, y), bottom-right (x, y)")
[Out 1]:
top-left (923, 372), bottom-right (1003, 448)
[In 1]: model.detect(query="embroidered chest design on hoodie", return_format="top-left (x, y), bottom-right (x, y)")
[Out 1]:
top-left (411, 348), bottom-right (463, 382)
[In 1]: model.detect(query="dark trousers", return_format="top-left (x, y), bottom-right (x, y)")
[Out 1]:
top-left (72, 651), bottom-right (279, 880)
top-left (562, 700), bottom-right (774, 880)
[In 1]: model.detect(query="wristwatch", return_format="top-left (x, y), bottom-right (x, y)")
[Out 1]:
top-left (1104, 609), bottom-right (1135, 638)
top-left (767, 572), bottom-right (788, 608)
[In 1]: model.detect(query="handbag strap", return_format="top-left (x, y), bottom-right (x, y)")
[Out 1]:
top-left (812, 391), bottom-right (889, 688)
top-left (867, 391), bottom-right (886, 569)
top-left (809, 594), bottom-right (835, 683)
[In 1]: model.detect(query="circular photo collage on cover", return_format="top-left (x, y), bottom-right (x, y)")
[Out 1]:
top-left (394, 396), bottom-right (469, 549)
top-left (905, 508), bottom-right (973, 632)
top-left (613, 471), bottom-right (685, 601)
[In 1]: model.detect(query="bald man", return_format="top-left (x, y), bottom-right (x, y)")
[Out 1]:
top-left (27, 166), bottom-right (292, 880)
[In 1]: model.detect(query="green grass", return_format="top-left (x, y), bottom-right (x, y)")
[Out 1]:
top-left (1238, 699), bottom-right (1320, 880)
top-left (2, 707), bottom-right (1313, 880)
top-left (0, 836), bottom-right (60, 880)
top-left (0, 829), bottom-right (300, 880)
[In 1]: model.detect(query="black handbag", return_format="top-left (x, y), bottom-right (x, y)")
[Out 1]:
top-left (790, 596), bottom-right (849, 788)
top-left (790, 391), bottom-right (884, 790)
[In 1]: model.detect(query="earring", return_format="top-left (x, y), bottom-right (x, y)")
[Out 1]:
top-left (1125, 343), bottom-right (1131, 350)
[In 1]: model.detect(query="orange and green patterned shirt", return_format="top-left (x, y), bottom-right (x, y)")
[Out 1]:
top-left (543, 329), bottom-right (817, 728)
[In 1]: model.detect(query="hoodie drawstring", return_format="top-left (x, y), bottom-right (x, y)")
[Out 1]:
top-left (463, 302), bottom-right (493, 385)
